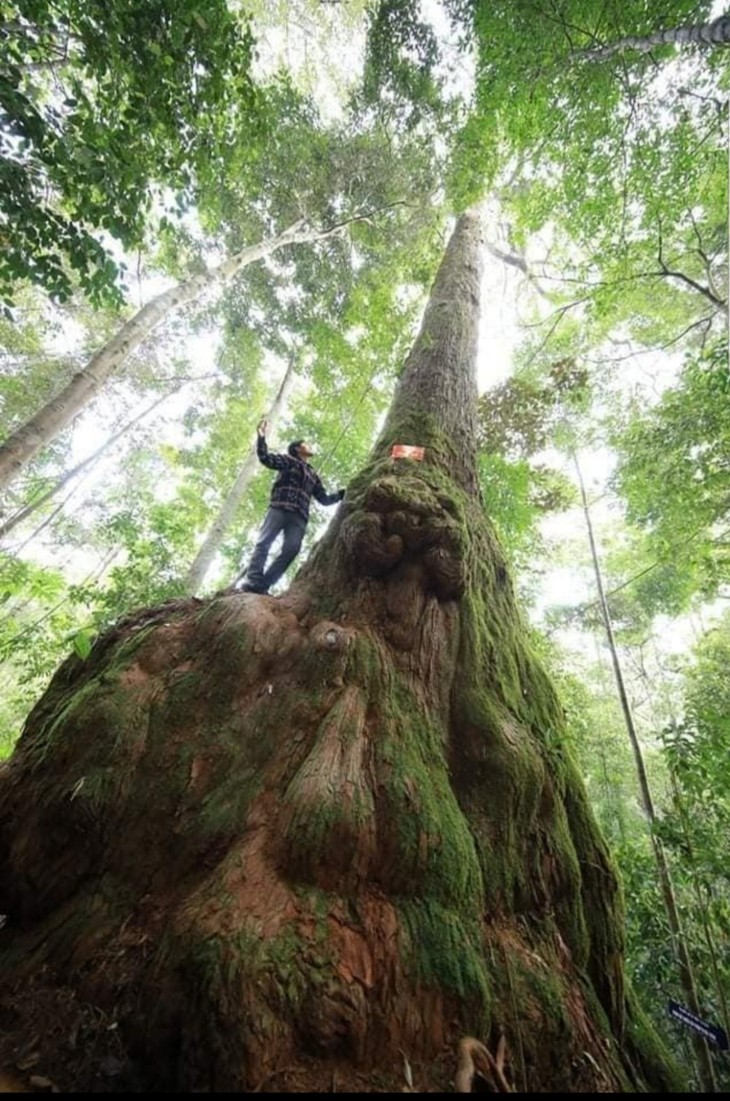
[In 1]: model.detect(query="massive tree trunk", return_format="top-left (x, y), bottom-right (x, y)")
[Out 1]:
top-left (0, 218), bottom-right (344, 497)
top-left (0, 211), bottom-right (682, 1094)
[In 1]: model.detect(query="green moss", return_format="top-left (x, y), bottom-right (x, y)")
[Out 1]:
top-left (283, 792), bottom-right (367, 883)
top-left (398, 899), bottom-right (490, 1017)
top-left (196, 768), bottom-right (261, 839)
top-left (292, 883), bottom-right (334, 921)
top-left (26, 677), bottom-right (103, 764)
top-left (489, 945), bottom-right (574, 1042)
top-left (158, 669), bottom-right (206, 729)
top-left (555, 776), bottom-right (626, 1021)
top-left (527, 965), bottom-right (571, 1031)
top-left (208, 621), bottom-right (255, 677)
top-left (111, 623), bottom-right (159, 664)
top-left (187, 916), bottom-right (331, 1022)
top-left (623, 983), bottom-right (688, 1093)
top-left (377, 677), bottom-right (484, 909)
top-left (280, 689), bottom-right (375, 886)
top-left (546, 800), bottom-right (590, 968)
top-left (346, 633), bottom-right (383, 688)
top-left (344, 413), bottom-right (469, 516)
top-left (451, 694), bottom-right (545, 912)
top-left (27, 677), bottom-right (147, 792)
top-left (69, 766), bottom-right (121, 819)
top-left (193, 600), bottom-right (229, 627)
top-left (378, 410), bottom-right (467, 474)
top-left (0, 885), bottom-right (118, 976)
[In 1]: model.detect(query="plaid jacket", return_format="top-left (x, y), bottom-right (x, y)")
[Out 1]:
top-left (257, 435), bottom-right (343, 523)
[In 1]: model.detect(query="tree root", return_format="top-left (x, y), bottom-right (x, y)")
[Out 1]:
top-left (455, 1035), bottom-right (513, 1093)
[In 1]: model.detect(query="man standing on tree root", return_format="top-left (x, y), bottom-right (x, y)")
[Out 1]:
top-left (235, 419), bottom-right (345, 594)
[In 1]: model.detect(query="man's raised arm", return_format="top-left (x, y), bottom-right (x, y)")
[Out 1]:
top-left (256, 418), bottom-right (289, 470)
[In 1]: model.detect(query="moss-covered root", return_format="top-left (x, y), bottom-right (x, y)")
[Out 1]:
top-left (0, 436), bottom-right (683, 1093)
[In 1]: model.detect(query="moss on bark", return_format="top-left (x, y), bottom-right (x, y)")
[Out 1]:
top-left (0, 212), bottom-right (683, 1093)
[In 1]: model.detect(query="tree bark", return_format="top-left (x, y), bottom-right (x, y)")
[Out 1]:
top-left (574, 13), bottom-right (730, 61)
top-left (574, 452), bottom-right (717, 1093)
top-left (183, 354), bottom-right (298, 595)
top-left (0, 218), bottom-right (344, 497)
top-left (0, 211), bottom-right (682, 1094)
top-left (375, 211), bottom-right (483, 493)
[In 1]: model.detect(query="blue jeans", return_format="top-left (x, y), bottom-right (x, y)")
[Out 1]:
top-left (243, 507), bottom-right (306, 589)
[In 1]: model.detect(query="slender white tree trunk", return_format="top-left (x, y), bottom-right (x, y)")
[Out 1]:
top-left (575, 13), bottom-right (730, 61)
top-left (183, 354), bottom-right (298, 595)
top-left (0, 386), bottom-right (184, 540)
top-left (574, 451), bottom-right (718, 1094)
top-left (0, 218), bottom-right (337, 496)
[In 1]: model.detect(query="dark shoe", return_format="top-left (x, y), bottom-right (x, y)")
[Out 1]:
top-left (239, 581), bottom-right (268, 594)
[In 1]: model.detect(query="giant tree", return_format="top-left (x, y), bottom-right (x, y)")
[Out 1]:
top-left (0, 210), bottom-right (681, 1092)
top-left (371, 0), bottom-right (727, 385)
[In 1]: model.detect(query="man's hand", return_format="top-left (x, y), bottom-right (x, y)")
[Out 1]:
top-left (257, 418), bottom-right (267, 437)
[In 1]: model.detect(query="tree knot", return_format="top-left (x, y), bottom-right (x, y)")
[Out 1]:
top-left (339, 476), bottom-right (466, 599)
top-left (310, 622), bottom-right (350, 653)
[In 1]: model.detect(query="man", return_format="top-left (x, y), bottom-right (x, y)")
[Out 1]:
top-left (235, 418), bottom-right (345, 594)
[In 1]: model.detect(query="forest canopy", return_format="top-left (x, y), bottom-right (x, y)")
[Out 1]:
top-left (0, 0), bottom-right (728, 1094)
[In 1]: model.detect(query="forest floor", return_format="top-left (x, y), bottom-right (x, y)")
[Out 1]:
top-left (0, 966), bottom-right (462, 1093)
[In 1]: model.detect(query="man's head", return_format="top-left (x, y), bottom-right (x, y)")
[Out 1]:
top-left (288, 439), bottom-right (314, 460)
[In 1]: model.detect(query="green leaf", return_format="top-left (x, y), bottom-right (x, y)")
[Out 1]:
top-left (72, 630), bottom-right (93, 660)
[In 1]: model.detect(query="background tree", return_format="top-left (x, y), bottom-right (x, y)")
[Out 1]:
top-left (574, 448), bottom-right (716, 1091)
top-left (613, 339), bottom-right (730, 610)
top-left (475, 319), bottom-right (729, 1088)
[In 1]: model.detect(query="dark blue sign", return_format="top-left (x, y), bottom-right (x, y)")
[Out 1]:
top-left (668, 1000), bottom-right (728, 1050)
